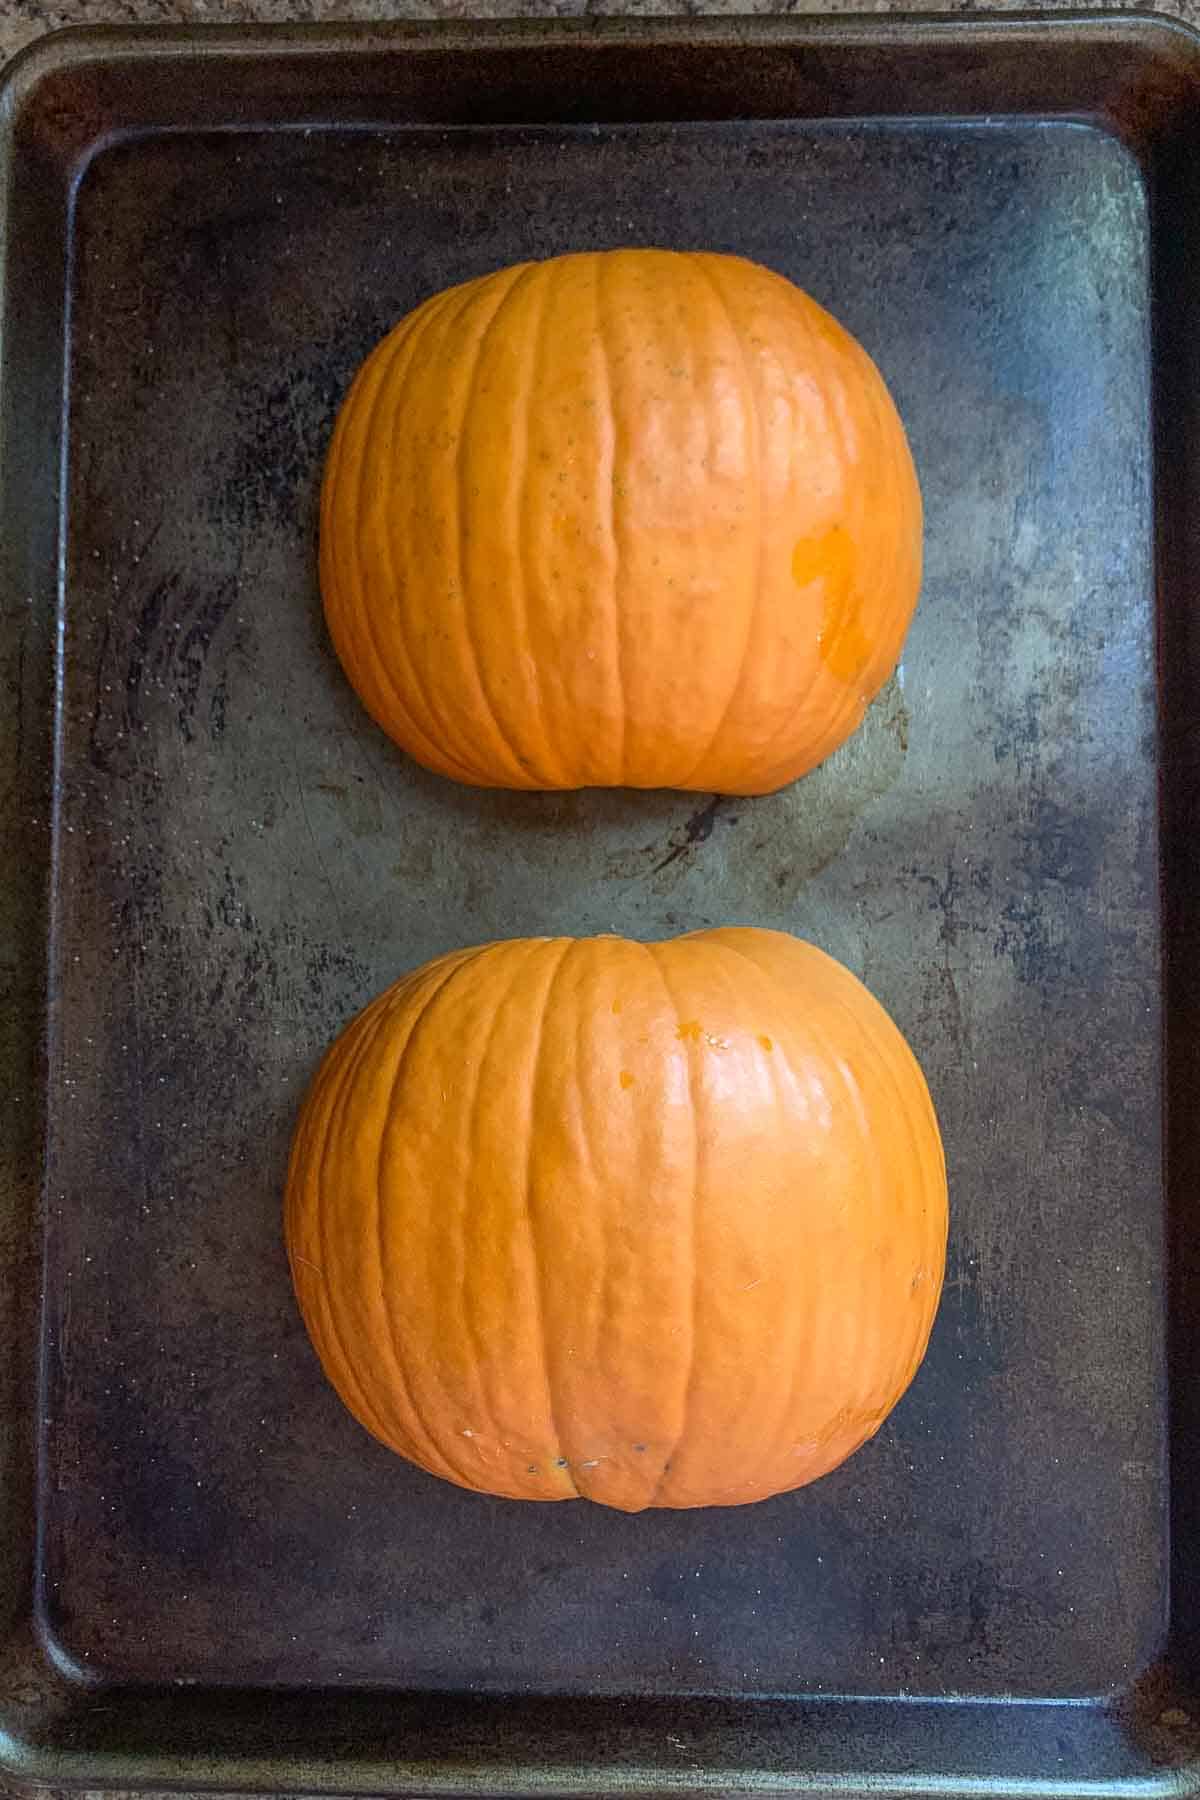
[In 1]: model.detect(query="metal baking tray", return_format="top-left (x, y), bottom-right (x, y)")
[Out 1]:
top-left (0, 12), bottom-right (1198, 1794)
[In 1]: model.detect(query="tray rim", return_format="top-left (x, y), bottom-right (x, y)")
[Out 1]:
top-left (1, 8), bottom-right (1199, 1794)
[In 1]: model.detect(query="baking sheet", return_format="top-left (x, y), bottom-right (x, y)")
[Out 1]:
top-left (0, 15), bottom-right (1197, 1795)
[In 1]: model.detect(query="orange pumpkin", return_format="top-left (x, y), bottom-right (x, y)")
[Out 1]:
top-left (320, 249), bottom-right (921, 796)
top-left (286, 928), bottom-right (947, 1511)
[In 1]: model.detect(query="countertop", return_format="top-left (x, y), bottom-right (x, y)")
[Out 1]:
top-left (0, 0), bottom-right (1193, 67)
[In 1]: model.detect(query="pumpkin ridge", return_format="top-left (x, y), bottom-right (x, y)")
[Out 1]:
top-left (452, 263), bottom-right (541, 788)
top-left (883, 1015), bottom-right (947, 1383)
top-left (372, 947), bottom-right (502, 1486)
top-left (727, 302), bottom-right (871, 788)
top-left (812, 954), bottom-right (946, 1408)
top-left (861, 345), bottom-right (920, 687)
top-left (847, 329), bottom-right (921, 696)
top-left (343, 291), bottom-right (483, 784)
top-left (593, 252), bottom-right (627, 786)
top-left (644, 940), bottom-right (702, 1508)
top-left (338, 300), bottom-right (448, 761)
top-left (380, 282), bottom-right (504, 783)
top-left (679, 257), bottom-right (767, 789)
top-left (322, 347), bottom-right (407, 744)
top-left (306, 997), bottom-right (398, 1443)
top-left (309, 990), bottom-right (424, 1458)
top-left (709, 933), bottom-right (830, 1485)
top-left (705, 934), bottom-right (869, 1472)
top-left (521, 939), bottom-right (582, 1496)
top-left (508, 263), bottom-right (566, 789)
top-left (803, 986), bottom-right (880, 1438)
top-left (455, 937), bottom-right (549, 1443)
top-left (853, 358), bottom-right (894, 691)
top-left (705, 934), bottom-right (810, 1465)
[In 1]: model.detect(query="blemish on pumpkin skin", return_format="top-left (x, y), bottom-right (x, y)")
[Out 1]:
top-left (758, 1035), bottom-right (774, 1053)
top-left (619, 1069), bottom-right (636, 1089)
top-left (792, 525), bottom-right (873, 683)
top-left (676, 1019), bottom-right (702, 1042)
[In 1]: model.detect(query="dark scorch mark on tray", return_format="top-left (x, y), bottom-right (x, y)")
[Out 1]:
top-left (651, 796), bottom-right (730, 874)
top-left (208, 339), bottom-right (354, 538)
top-left (88, 561), bottom-right (240, 770)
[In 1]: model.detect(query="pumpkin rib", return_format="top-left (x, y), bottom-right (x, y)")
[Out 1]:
top-left (521, 939), bottom-right (582, 1497)
top-left (850, 333), bottom-right (921, 703)
top-left (658, 936), bottom-right (770, 1497)
top-left (321, 349), bottom-right (397, 732)
top-left (568, 939), bottom-right (678, 1513)
top-left (284, 1050), bottom-right (372, 1425)
top-left (678, 256), bottom-right (767, 790)
top-left (300, 999), bottom-right (399, 1449)
top-left (512, 261), bottom-right (568, 789)
top-left (690, 933), bottom-right (834, 1497)
top-left (792, 320), bottom-right (873, 721)
top-left (643, 939), bottom-right (702, 1510)
top-left (389, 288), bottom-right (524, 785)
top-left (456, 936), bottom-right (551, 1445)
top-left (636, 933), bottom-right (701, 1505)
top-left (341, 968), bottom-right (477, 1477)
top-left (872, 1016), bottom-right (947, 1394)
top-left (861, 342), bottom-right (919, 691)
top-left (451, 263), bottom-right (542, 788)
top-left (309, 991), bottom-right (421, 1457)
top-left (748, 301), bottom-right (884, 782)
top-left (842, 353), bottom-right (896, 709)
top-left (561, 956), bottom-right (609, 1457)
top-left (704, 934), bottom-right (815, 1466)
top-left (592, 251), bottom-right (626, 786)
top-left (662, 286), bottom-right (802, 788)
top-left (853, 354), bottom-right (895, 697)
top-left (381, 282), bottom-right (507, 784)
top-left (802, 994), bottom-right (880, 1441)
top-left (331, 992), bottom-right (456, 1465)
top-left (806, 953), bottom-right (945, 1412)
top-left (339, 304), bottom-right (446, 753)
top-left (372, 948), bottom-right (503, 1487)
top-left (708, 931), bottom-right (940, 1478)
top-left (341, 293), bottom-right (484, 785)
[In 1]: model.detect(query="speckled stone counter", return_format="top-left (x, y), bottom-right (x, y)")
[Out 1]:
top-left (0, 0), bottom-right (1192, 69)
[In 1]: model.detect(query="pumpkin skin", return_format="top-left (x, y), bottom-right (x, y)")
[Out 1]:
top-left (320, 250), bottom-right (922, 796)
top-left (286, 928), bottom-right (947, 1512)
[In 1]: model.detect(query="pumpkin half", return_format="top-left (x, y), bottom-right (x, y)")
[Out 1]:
top-left (286, 928), bottom-right (947, 1511)
top-left (320, 249), bottom-right (922, 796)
